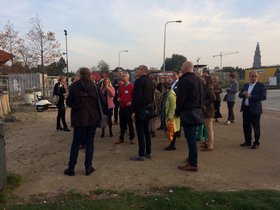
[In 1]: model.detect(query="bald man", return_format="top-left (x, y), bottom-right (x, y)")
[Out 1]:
top-left (130, 65), bottom-right (155, 161)
top-left (239, 70), bottom-right (267, 149)
top-left (175, 61), bottom-right (204, 171)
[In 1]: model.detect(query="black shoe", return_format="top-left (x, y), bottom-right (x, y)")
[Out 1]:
top-left (56, 126), bottom-right (63, 131)
top-left (156, 126), bottom-right (163, 130)
top-left (251, 143), bottom-right (260, 149)
top-left (240, 142), bottom-right (251, 147)
top-left (85, 167), bottom-right (95, 176)
top-left (145, 154), bottom-right (152, 159)
top-left (64, 168), bottom-right (75, 176)
top-left (164, 145), bottom-right (176, 151)
top-left (109, 132), bottom-right (113, 137)
top-left (151, 131), bottom-right (156, 138)
top-left (130, 155), bottom-right (145, 161)
top-left (64, 128), bottom-right (71, 132)
top-left (100, 132), bottom-right (104, 138)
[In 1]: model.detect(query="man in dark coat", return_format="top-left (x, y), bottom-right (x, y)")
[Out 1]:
top-left (239, 70), bottom-right (267, 149)
top-left (130, 65), bottom-right (155, 161)
top-left (175, 61), bottom-right (204, 171)
top-left (64, 67), bottom-right (101, 176)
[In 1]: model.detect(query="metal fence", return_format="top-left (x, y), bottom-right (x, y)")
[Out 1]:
top-left (0, 74), bottom-right (58, 105)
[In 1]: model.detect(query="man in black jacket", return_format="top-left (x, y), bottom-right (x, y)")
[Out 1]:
top-left (130, 65), bottom-right (155, 161)
top-left (175, 61), bottom-right (204, 171)
top-left (239, 70), bottom-right (267, 149)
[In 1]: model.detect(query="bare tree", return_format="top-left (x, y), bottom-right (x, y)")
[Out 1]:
top-left (0, 20), bottom-right (22, 65)
top-left (17, 40), bottom-right (37, 70)
top-left (98, 60), bottom-right (110, 73)
top-left (26, 15), bottom-right (61, 95)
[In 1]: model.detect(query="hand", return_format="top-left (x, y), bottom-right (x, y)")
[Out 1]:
top-left (126, 102), bottom-right (131, 106)
top-left (131, 113), bottom-right (135, 121)
top-left (117, 98), bottom-right (121, 102)
top-left (243, 91), bottom-right (250, 98)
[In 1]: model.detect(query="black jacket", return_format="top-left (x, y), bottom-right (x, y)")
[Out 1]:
top-left (131, 74), bottom-right (155, 114)
top-left (66, 79), bottom-right (101, 127)
top-left (53, 83), bottom-right (66, 106)
top-left (239, 82), bottom-right (267, 115)
top-left (203, 84), bottom-right (216, 118)
top-left (175, 72), bottom-right (204, 115)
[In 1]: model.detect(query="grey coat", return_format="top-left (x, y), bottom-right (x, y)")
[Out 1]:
top-left (226, 79), bottom-right (239, 102)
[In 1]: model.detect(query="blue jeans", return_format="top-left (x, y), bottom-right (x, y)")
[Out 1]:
top-left (135, 118), bottom-right (151, 157)
top-left (182, 125), bottom-right (198, 167)
top-left (68, 123), bottom-right (98, 170)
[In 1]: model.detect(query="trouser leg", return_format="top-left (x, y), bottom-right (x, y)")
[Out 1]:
top-left (243, 107), bottom-right (252, 144)
top-left (183, 126), bottom-right (197, 167)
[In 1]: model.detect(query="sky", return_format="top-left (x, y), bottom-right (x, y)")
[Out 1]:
top-left (1, 0), bottom-right (280, 72)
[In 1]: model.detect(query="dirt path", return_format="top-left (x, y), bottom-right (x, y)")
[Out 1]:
top-left (3, 103), bottom-right (280, 198)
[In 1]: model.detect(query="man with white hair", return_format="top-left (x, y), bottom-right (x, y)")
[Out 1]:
top-left (175, 61), bottom-right (204, 171)
top-left (239, 70), bottom-right (267, 149)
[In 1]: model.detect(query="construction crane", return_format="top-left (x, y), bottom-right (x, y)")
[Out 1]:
top-left (213, 51), bottom-right (239, 69)
top-left (196, 57), bottom-right (201, 66)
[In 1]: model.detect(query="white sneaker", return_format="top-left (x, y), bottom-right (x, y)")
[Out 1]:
top-left (225, 121), bottom-right (230, 125)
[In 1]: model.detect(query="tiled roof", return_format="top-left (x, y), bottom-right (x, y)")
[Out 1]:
top-left (0, 50), bottom-right (14, 66)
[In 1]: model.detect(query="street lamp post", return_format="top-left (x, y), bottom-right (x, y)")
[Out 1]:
top-left (163, 20), bottom-right (182, 73)
top-left (118, 50), bottom-right (128, 68)
top-left (64, 30), bottom-right (69, 82)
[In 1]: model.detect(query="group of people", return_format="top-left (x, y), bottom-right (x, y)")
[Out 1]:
top-left (52, 60), bottom-right (266, 176)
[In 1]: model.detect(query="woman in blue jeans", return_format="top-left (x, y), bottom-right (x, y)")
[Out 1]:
top-left (64, 68), bottom-right (101, 176)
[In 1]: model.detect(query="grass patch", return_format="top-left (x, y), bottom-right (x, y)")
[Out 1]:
top-left (1, 187), bottom-right (280, 209)
top-left (0, 172), bottom-right (23, 203)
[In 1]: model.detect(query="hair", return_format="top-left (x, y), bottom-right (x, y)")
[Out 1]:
top-left (162, 81), bottom-right (171, 91)
top-left (139, 65), bottom-right (148, 73)
top-left (181, 61), bottom-right (194, 73)
top-left (173, 70), bottom-right (180, 75)
top-left (249, 70), bottom-right (259, 77)
top-left (202, 68), bottom-right (210, 75)
top-left (204, 75), bottom-right (213, 86)
top-left (79, 67), bottom-right (91, 80)
top-left (229, 72), bottom-right (235, 79)
top-left (58, 75), bottom-right (66, 82)
top-left (122, 71), bottom-right (130, 78)
top-left (103, 77), bottom-right (112, 87)
top-left (212, 76), bottom-right (219, 83)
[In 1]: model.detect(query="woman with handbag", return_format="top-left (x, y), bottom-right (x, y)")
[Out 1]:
top-left (100, 78), bottom-right (115, 137)
top-left (201, 76), bottom-right (216, 151)
top-left (213, 76), bottom-right (222, 122)
top-left (53, 75), bottom-right (70, 131)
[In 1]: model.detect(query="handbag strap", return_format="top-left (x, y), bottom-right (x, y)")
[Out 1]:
top-left (94, 83), bottom-right (105, 117)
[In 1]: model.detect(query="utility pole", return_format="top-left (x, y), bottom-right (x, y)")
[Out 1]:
top-left (64, 30), bottom-right (69, 83)
top-left (213, 51), bottom-right (239, 69)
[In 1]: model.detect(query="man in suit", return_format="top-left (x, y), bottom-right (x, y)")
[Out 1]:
top-left (239, 70), bottom-right (267, 149)
top-left (171, 70), bottom-right (180, 91)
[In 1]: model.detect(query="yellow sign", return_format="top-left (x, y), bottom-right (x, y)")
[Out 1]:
top-left (245, 66), bottom-right (279, 83)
